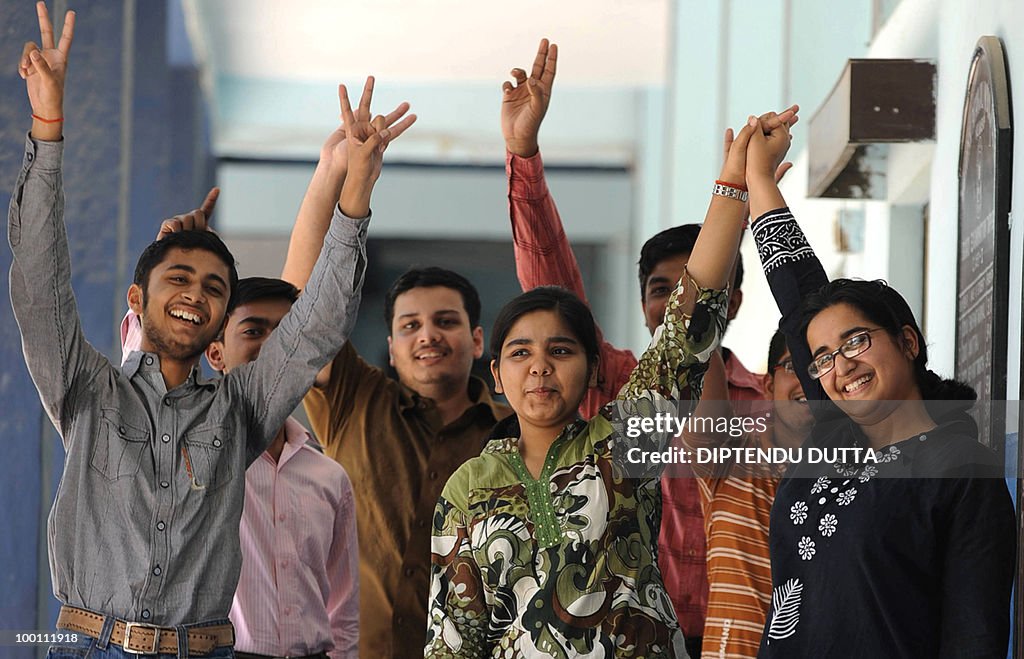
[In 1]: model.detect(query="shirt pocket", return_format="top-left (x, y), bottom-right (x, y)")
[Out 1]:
top-left (90, 409), bottom-right (150, 481)
top-left (182, 424), bottom-right (235, 492)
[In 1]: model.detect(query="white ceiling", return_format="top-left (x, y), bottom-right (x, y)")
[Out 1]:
top-left (186, 0), bottom-right (669, 85)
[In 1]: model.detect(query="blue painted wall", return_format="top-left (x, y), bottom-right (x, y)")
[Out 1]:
top-left (0, 2), bottom-right (210, 656)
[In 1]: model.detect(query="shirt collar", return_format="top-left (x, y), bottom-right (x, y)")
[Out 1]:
top-left (121, 351), bottom-right (216, 391)
top-left (723, 349), bottom-right (766, 395)
top-left (273, 417), bottom-right (316, 466)
top-left (398, 375), bottom-right (511, 425)
top-left (486, 416), bottom-right (587, 453)
top-left (283, 416), bottom-right (313, 447)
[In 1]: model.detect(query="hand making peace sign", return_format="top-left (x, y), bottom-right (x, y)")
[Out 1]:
top-left (20, 1), bottom-right (75, 139)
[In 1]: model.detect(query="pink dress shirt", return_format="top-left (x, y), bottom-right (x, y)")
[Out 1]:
top-left (231, 417), bottom-right (359, 659)
top-left (507, 150), bottom-right (765, 641)
top-left (120, 311), bottom-right (359, 657)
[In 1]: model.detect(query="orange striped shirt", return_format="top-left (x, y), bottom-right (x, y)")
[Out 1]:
top-left (684, 426), bottom-right (786, 659)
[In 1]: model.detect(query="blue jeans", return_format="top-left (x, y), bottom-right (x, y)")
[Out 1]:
top-left (48, 619), bottom-right (235, 659)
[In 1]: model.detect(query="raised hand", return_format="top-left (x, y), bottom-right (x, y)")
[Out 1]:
top-left (337, 77), bottom-right (416, 217)
top-left (746, 114), bottom-right (795, 185)
top-left (20, 2), bottom-right (75, 140)
top-left (501, 38), bottom-right (558, 158)
top-left (155, 187), bottom-right (220, 240)
top-left (319, 85), bottom-right (413, 176)
top-left (720, 105), bottom-right (799, 184)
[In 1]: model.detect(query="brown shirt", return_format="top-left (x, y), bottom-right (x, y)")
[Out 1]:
top-left (304, 341), bottom-right (511, 658)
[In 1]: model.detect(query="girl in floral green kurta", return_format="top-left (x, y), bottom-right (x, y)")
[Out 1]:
top-left (425, 110), bottom-right (769, 658)
top-left (424, 272), bottom-right (728, 658)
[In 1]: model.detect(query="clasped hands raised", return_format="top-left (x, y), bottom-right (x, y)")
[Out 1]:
top-left (720, 106), bottom-right (800, 192)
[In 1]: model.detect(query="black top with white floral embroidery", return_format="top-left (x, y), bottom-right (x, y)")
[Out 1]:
top-left (751, 208), bottom-right (1016, 658)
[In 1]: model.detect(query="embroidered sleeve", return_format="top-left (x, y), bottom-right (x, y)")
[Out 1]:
top-left (751, 208), bottom-right (816, 274)
top-left (750, 207), bottom-right (830, 404)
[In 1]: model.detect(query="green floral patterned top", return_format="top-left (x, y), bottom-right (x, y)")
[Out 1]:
top-left (425, 274), bottom-right (728, 658)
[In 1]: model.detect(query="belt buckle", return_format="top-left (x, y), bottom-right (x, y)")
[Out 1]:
top-left (123, 621), bottom-right (161, 655)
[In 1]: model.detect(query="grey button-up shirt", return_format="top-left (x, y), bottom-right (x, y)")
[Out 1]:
top-left (8, 135), bottom-right (368, 626)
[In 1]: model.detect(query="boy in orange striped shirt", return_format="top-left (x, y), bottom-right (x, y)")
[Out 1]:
top-left (682, 331), bottom-right (812, 658)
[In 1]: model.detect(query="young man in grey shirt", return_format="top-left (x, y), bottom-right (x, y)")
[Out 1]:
top-left (10, 3), bottom-right (408, 656)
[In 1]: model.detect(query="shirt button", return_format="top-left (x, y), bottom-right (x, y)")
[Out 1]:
top-left (145, 356), bottom-right (154, 365)
top-left (278, 513), bottom-right (286, 522)
top-left (417, 519), bottom-right (427, 529)
top-left (395, 616), bottom-right (405, 627)
top-left (284, 606), bottom-right (292, 616)
top-left (26, 152), bottom-right (34, 162)
top-left (404, 567), bottom-right (414, 577)
top-left (141, 610), bottom-right (151, 620)
top-left (118, 426), bottom-right (126, 434)
top-left (161, 434), bottom-right (170, 443)
top-left (160, 481), bottom-right (169, 489)
top-left (163, 399), bottom-right (172, 407)
top-left (152, 565), bottom-right (161, 576)
top-left (212, 438), bottom-right (222, 448)
top-left (157, 521), bottom-right (165, 531)
top-left (429, 471), bottom-right (438, 480)
top-left (281, 560), bottom-right (289, 569)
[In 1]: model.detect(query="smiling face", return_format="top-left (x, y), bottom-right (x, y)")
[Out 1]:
top-left (765, 348), bottom-right (813, 441)
top-left (387, 286), bottom-right (484, 393)
top-left (128, 247), bottom-right (230, 363)
top-left (206, 297), bottom-right (293, 373)
top-left (805, 302), bottom-right (922, 423)
top-left (491, 309), bottom-right (597, 434)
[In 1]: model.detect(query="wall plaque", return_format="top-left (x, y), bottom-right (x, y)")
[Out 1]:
top-left (955, 36), bottom-right (1012, 451)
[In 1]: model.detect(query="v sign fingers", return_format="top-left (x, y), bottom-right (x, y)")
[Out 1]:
top-left (357, 76), bottom-right (375, 122)
top-left (25, 2), bottom-right (75, 137)
top-left (338, 84), bottom-right (358, 137)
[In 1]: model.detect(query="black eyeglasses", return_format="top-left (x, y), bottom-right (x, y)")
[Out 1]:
top-left (772, 358), bottom-right (795, 374)
top-left (808, 328), bottom-right (886, 380)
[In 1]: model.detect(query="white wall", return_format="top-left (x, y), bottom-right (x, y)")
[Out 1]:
top-left (217, 160), bottom-right (641, 353)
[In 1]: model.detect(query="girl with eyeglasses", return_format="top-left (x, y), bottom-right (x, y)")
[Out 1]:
top-left (743, 117), bottom-right (1014, 658)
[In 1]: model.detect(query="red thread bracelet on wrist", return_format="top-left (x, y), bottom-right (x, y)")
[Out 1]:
top-left (32, 113), bottom-right (64, 124)
top-left (715, 179), bottom-right (747, 192)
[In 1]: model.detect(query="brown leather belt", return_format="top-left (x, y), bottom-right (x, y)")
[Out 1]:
top-left (57, 605), bottom-right (235, 655)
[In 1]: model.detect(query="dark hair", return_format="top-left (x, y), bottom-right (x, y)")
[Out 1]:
top-left (767, 328), bottom-right (789, 374)
top-left (490, 287), bottom-right (600, 371)
top-left (384, 267), bottom-right (481, 331)
top-left (228, 277), bottom-right (299, 314)
top-left (799, 279), bottom-right (976, 405)
top-left (638, 224), bottom-right (744, 301)
top-left (134, 230), bottom-right (239, 303)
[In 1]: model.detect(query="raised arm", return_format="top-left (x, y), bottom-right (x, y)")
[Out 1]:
top-left (8, 3), bottom-right (100, 441)
top-left (618, 110), bottom-right (800, 403)
top-left (231, 82), bottom-right (407, 462)
top-left (282, 79), bottom-right (414, 290)
top-left (502, 39), bottom-right (587, 299)
top-left (503, 40), bottom-right (639, 412)
top-left (746, 117), bottom-right (828, 402)
top-left (280, 79), bottom-right (413, 388)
